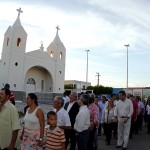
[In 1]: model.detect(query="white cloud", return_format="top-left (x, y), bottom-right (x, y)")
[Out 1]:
top-left (0, 0), bottom-right (150, 88)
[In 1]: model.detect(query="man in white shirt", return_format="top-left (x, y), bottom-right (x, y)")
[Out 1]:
top-left (114, 91), bottom-right (133, 150)
top-left (74, 94), bottom-right (90, 150)
top-left (53, 96), bottom-right (71, 130)
top-left (63, 92), bottom-right (70, 106)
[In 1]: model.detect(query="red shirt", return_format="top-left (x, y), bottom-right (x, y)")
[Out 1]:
top-left (132, 100), bottom-right (138, 119)
top-left (9, 92), bottom-right (15, 103)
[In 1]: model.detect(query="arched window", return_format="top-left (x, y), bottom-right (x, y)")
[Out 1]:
top-left (17, 38), bottom-right (21, 47)
top-left (27, 78), bottom-right (36, 84)
top-left (7, 38), bottom-right (9, 46)
top-left (60, 52), bottom-right (62, 59)
top-left (50, 51), bottom-right (53, 57)
top-left (41, 80), bottom-right (44, 91)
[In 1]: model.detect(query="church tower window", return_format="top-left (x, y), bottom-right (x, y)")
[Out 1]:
top-left (17, 38), bottom-right (21, 47)
top-left (50, 51), bottom-right (53, 57)
top-left (7, 38), bottom-right (9, 46)
top-left (60, 52), bottom-right (62, 59)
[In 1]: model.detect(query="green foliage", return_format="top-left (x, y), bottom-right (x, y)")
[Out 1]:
top-left (88, 85), bottom-right (113, 95)
top-left (64, 84), bottom-right (75, 89)
top-left (18, 111), bottom-right (25, 118)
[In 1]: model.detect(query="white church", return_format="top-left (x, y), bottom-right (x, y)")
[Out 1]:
top-left (0, 8), bottom-right (66, 102)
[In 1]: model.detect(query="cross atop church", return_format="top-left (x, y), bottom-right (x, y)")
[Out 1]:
top-left (56, 25), bottom-right (60, 34)
top-left (17, 8), bottom-right (23, 18)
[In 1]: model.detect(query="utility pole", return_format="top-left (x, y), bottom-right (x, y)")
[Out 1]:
top-left (85, 50), bottom-right (90, 88)
top-left (96, 72), bottom-right (101, 86)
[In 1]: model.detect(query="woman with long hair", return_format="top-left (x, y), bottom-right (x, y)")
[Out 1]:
top-left (20, 93), bottom-right (45, 150)
top-left (101, 99), bottom-right (116, 145)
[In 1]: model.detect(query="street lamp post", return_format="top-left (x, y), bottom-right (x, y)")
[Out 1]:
top-left (124, 44), bottom-right (130, 92)
top-left (85, 50), bottom-right (90, 88)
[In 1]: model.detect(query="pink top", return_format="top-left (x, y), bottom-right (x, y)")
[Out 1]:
top-left (88, 103), bottom-right (99, 127)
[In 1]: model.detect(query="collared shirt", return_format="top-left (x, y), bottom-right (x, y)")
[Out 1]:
top-left (63, 96), bottom-right (70, 106)
top-left (88, 103), bottom-right (99, 127)
top-left (98, 101), bottom-right (106, 121)
top-left (54, 107), bottom-right (71, 126)
top-left (67, 101), bottom-right (76, 113)
top-left (0, 101), bottom-right (21, 149)
top-left (137, 101), bottom-right (144, 115)
top-left (74, 105), bottom-right (90, 132)
top-left (114, 98), bottom-right (133, 119)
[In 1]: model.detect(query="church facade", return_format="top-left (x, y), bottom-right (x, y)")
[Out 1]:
top-left (0, 8), bottom-right (66, 102)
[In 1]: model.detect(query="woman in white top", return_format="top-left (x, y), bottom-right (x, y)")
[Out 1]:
top-left (20, 93), bottom-right (45, 150)
top-left (101, 99), bottom-right (116, 145)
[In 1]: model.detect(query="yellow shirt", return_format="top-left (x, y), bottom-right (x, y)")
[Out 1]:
top-left (0, 100), bottom-right (21, 149)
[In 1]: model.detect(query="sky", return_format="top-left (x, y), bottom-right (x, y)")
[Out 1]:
top-left (0, 0), bottom-right (150, 88)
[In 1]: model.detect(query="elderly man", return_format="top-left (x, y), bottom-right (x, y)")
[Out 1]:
top-left (64, 92), bottom-right (79, 150)
top-left (53, 96), bottom-right (71, 130)
top-left (114, 91), bottom-right (133, 150)
top-left (74, 94), bottom-right (90, 150)
top-left (0, 88), bottom-right (21, 150)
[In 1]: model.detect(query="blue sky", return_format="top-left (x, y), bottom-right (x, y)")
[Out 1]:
top-left (0, 0), bottom-right (150, 88)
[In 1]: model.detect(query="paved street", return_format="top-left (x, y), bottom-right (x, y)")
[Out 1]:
top-left (16, 102), bottom-right (150, 150)
top-left (97, 126), bottom-right (150, 150)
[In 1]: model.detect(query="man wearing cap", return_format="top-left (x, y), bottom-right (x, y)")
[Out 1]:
top-left (114, 91), bottom-right (133, 150)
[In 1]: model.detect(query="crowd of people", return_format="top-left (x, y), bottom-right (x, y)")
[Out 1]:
top-left (0, 85), bottom-right (150, 150)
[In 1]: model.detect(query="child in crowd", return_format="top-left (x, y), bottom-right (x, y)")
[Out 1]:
top-left (44, 111), bottom-right (66, 150)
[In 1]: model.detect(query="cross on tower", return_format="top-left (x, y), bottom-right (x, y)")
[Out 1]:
top-left (17, 8), bottom-right (23, 18)
top-left (56, 25), bottom-right (60, 34)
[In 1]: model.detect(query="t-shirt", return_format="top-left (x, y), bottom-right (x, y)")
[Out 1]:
top-left (0, 100), bottom-right (20, 149)
top-left (46, 126), bottom-right (65, 150)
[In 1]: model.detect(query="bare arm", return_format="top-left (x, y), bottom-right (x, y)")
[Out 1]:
top-left (9, 130), bottom-right (19, 150)
top-left (37, 108), bottom-right (45, 140)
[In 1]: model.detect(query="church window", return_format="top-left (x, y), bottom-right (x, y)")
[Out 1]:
top-left (7, 38), bottom-right (9, 46)
top-left (15, 62), bottom-right (18, 66)
top-left (59, 71), bottom-right (61, 74)
top-left (17, 38), bottom-right (21, 47)
top-left (27, 78), bottom-right (36, 84)
top-left (41, 80), bottom-right (44, 91)
top-left (50, 51), bottom-right (53, 57)
top-left (60, 52), bottom-right (62, 59)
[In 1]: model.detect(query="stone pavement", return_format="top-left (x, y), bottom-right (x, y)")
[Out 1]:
top-left (15, 102), bottom-right (150, 150)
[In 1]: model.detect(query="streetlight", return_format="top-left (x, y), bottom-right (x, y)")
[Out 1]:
top-left (85, 50), bottom-right (90, 88)
top-left (124, 44), bottom-right (130, 92)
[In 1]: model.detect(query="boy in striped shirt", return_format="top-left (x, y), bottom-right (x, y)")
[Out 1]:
top-left (44, 111), bottom-right (66, 150)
